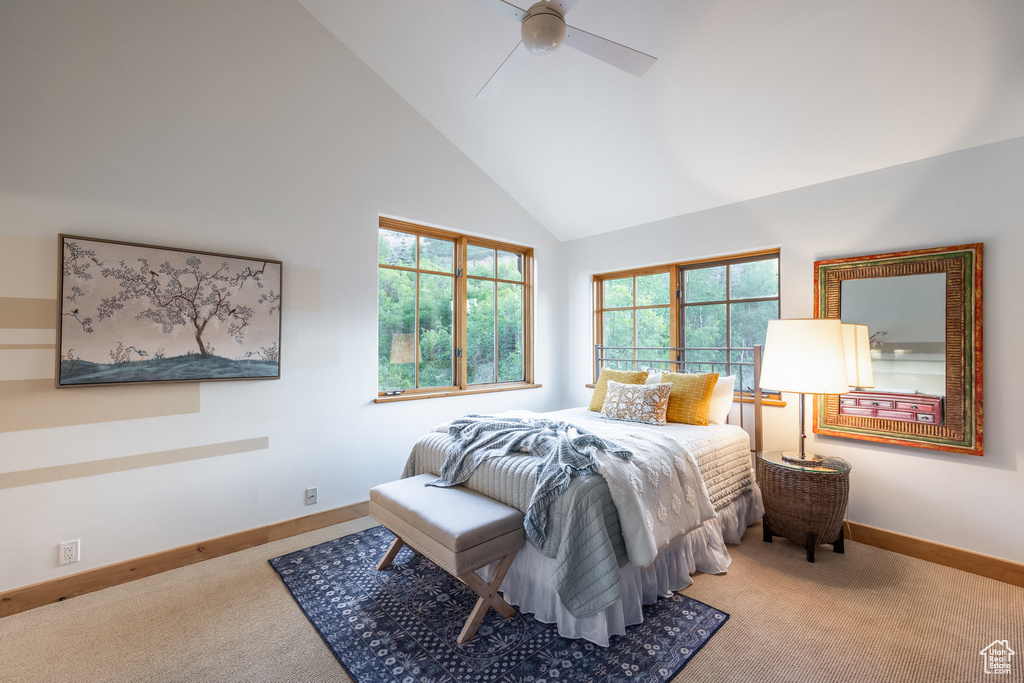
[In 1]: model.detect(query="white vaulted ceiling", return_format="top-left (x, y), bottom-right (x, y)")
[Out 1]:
top-left (299, 0), bottom-right (1024, 241)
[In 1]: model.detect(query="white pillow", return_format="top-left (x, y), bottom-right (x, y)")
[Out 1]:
top-left (707, 375), bottom-right (736, 425)
top-left (644, 371), bottom-right (663, 384)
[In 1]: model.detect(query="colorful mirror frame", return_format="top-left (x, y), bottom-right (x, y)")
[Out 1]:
top-left (813, 243), bottom-right (983, 456)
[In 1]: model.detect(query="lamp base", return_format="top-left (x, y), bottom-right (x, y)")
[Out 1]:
top-left (781, 451), bottom-right (824, 464)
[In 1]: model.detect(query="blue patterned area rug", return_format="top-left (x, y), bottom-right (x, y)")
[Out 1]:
top-left (270, 526), bottom-right (728, 683)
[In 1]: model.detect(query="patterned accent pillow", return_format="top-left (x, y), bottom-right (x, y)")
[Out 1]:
top-left (588, 368), bottom-right (649, 412)
top-left (600, 380), bottom-right (672, 425)
top-left (661, 372), bottom-right (720, 425)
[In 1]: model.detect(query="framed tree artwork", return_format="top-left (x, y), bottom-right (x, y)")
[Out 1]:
top-left (57, 235), bottom-right (282, 387)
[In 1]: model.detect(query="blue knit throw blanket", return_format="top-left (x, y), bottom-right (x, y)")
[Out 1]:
top-left (429, 415), bottom-right (633, 546)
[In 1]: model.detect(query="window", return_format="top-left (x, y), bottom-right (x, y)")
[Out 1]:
top-left (594, 250), bottom-right (780, 394)
top-left (466, 244), bottom-right (527, 384)
top-left (679, 253), bottom-right (779, 392)
top-left (377, 217), bottom-right (534, 399)
top-left (594, 268), bottom-right (675, 371)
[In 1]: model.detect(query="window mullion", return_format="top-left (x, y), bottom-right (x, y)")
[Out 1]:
top-left (631, 276), bottom-right (637, 367)
top-left (725, 265), bottom-right (732, 379)
top-left (414, 271), bottom-right (420, 390)
top-left (669, 266), bottom-right (680, 370)
top-left (456, 237), bottom-right (468, 390)
top-left (493, 279), bottom-right (499, 383)
top-left (593, 278), bottom-right (603, 382)
top-left (678, 265), bottom-right (686, 372)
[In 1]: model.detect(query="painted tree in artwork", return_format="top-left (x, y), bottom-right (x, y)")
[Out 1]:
top-left (96, 255), bottom-right (270, 357)
top-left (62, 240), bottom-right (101, 333)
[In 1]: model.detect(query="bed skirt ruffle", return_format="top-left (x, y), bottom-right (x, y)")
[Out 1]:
top-left (489, 484), bottom-right (763, 646)
top-left (718, 482), bottom-right (764, 544)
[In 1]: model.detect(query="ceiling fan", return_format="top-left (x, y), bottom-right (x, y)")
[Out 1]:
top-left (469, 0), bottom-right (657, 98)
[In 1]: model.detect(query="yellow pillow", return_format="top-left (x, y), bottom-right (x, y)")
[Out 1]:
top-left (589, 368), bottom-right (649, 412)
top-left (661, 372), bottom-right (720, 425)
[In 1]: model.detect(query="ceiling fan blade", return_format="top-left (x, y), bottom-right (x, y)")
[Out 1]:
top-left (563, 25), bottom-right (656, 77)
top-left (466, 0), bottom-right (526, 22)
top-left (476, 41), bottom-right (530, 98)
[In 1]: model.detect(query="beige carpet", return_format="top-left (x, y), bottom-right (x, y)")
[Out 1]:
top-left (2, 518), bottom-right (1021, 682)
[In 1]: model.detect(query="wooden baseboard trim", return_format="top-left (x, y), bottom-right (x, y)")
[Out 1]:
top-left (846, 521), bottom-right (1024, 588)
top-left (0, 500), bottom-right (370, 619)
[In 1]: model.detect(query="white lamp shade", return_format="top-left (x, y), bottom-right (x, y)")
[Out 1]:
top-left (759, 319), bottom-right (850, 394)
top-left (842, 323), bottom-right (874, 389)
top-left (521, 7), bottom-right (566, 55)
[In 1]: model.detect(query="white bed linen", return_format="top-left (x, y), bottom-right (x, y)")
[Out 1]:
top-left (558, 408), bottom-right (718, 567)
top-left (485, 487), bottom-right (762, 646)
top-left (423, 407), bottom-right (763, 645)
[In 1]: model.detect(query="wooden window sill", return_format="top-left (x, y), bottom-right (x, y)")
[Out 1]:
top-left (738, 396), bottom-right (787, 407)
top-left (374, 383), bottom-right (543, 404)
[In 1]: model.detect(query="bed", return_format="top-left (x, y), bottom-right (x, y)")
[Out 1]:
top-left (401, 366), bottom-right (765, 646)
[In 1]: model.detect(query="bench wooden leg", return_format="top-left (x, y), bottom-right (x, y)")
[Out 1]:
top-left (456, 551), bottom-right (518, 645)
top-left (376, 536), bottom-right (405, 571)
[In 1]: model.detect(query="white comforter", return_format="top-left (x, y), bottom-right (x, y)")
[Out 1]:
top-left (434, 407), bottom-right (721, 568)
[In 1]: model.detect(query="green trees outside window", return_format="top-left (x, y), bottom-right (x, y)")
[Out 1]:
top-left (596, 252), bottom-right (779, 394)
top-left (600, 273), bottom-right (672, 370)
top-left (466, 246), bottom-right (525, 384)
top-left (378, 219), bottom-right (531, 395)
top-left (681, 256), bottom-right (779, 392)
top-left (378, 229), bottom-right (455, 391)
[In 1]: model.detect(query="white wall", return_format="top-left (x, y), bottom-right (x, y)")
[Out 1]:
top-left (0, 0), bottom-right (565, 592)
top-left (563, 136), bottom-right (1024, 564)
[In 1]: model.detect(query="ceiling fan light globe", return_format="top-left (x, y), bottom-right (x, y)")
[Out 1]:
top-left (521, 9), bottom-right (566, 56)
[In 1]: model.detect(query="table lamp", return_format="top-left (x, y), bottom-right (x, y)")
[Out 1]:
top-left (759, 319), bottom-right (849, 463)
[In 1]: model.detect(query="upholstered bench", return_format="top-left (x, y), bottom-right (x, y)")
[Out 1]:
top-left (369, 473), bottom-right (525, 644)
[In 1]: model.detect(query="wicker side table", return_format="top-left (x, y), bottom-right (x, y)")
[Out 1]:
top-left (757, 451), bottom-right (851, 562)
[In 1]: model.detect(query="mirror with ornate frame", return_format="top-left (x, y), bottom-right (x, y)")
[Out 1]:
top-left (813, 244), bottom-right (983, 455)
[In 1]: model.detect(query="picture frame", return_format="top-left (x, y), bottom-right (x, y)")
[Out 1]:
top-left (57, 235), bottom-right (282, 387)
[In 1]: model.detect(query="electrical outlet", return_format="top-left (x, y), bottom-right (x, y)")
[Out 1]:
top-left (59, 539), bottom-right (80, 566)
top-left (305, 487), bottom-right (318, 506)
